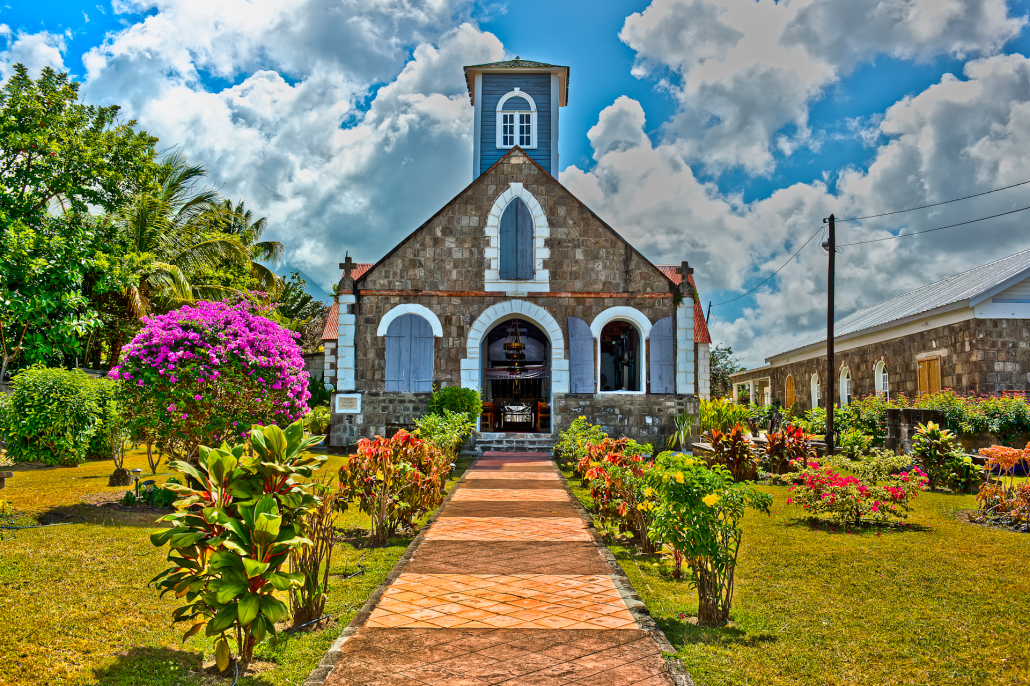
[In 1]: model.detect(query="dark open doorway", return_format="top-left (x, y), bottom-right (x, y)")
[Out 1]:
top-left (480, 318), bottom-right (551, 433)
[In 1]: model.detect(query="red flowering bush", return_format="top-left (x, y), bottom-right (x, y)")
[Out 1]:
top-left (763, 424), bottom-right (815, 474)
top-left (705, 425), bottom-right (759, 481)
top-left (337, 430), bottom-right (450, 545)
top-left (111, 300), bottom-right (310, 461)
top-left (582, 438), bottom-right (657, 552)
top-left (786, 459), bottom-right (928, 527)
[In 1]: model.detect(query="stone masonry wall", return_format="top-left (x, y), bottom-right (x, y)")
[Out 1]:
top-left (730, 318), bottom-right (1030, 410)
top-left (553, 393), bottom-right (699, 447)
top-left (330, 392), bottom-right (431, 448)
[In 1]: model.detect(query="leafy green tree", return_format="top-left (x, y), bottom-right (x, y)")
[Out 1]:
top-left (710, 344), bottom-right (744, 398)
top-left (204, 199), bottom-right (285, 293)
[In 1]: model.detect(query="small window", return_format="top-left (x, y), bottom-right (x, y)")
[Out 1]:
top-left (810, 373), bottom-right (821, 408)
top-left (599, 321), bottom-right (641, 392)
top-left (499, 197), bottom-right (534, 280)
top-left (385, 314), bottom-right (435, 393)
top-left (496, 89), bottom-right (537, 149)
top-left (874, 360), bottom-right (889, 398)
top-left (839, 367), bottom-right (852, 407)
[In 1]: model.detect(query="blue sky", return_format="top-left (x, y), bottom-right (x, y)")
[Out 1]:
top-left (3, 0), bottom-right (1030, 364)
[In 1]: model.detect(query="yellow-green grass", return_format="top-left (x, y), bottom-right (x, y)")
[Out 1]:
top-left (0, 449), bottom-right (468, 686)
top-left (564, 473), bottom-right (1030, 686)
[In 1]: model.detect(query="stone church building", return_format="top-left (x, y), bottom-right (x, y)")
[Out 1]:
top-left (321, 59), bottom-right (711, 447)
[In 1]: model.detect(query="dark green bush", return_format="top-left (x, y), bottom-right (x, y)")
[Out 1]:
top-left (87, 378), bottom-right (121, 460)
top-left (0, 367), bottom-right (113, 466)
top-left (121, 478), bottom-right (180, 508)
top-left (427, 386), bottom-right (482, 422)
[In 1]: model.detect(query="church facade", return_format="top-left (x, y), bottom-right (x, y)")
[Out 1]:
top-left (322, 59), bottom-right (711, 447)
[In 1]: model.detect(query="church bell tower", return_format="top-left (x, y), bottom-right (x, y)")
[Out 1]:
top-left (463, 58), bottom-right (570, 180)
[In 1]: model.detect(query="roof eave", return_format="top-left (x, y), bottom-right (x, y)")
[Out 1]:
top-left (463, 64), bottom-right (570, 107)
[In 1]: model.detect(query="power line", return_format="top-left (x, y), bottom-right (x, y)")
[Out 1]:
top-left (837, 178), bottom-right (1030, 222)
top-left (713, 225), bottom-right (824, 307)
top-left (837, 204), bottom-right (1030, 247)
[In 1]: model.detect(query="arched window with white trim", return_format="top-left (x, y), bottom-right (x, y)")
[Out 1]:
top-left (810, 373), bottom-right (821, 408)
top-left (874, 360), bottom-right (889, 398)
top-left (499, 197), bottom-right (534, 280)
top-left (496, 88), bottom-right (537, 149)
top-left (590, 307), bottom-right (651, 394)
top-left (839, 366), bottom-right (852, 406)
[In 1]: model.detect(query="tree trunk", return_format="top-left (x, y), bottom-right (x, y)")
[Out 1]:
top-left (696, 571), bottom-right (731, 627)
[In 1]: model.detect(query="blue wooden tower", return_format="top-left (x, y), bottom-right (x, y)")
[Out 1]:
top-left (464, 58), bottom-right (570, 179)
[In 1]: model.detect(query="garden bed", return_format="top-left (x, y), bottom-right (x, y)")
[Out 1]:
top-left (0, 447), bottom-right (470, 685)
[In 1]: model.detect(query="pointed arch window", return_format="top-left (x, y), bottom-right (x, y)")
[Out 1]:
top-left (499, 197), bottom-right (535, 280)
top-left (810, 373), bottom-right (821, 408)
top-left (496, 88), bottom-right (537, 149)
top-left (874, 360), bottom-right (890, 398)
top-left (840, 366), bottom-right (852, 407)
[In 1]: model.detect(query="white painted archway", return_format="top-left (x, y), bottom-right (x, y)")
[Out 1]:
top-left (590, 306), bottom-right (652, 394)
top-left (459, 299), bottom-right (569, 393)
top-left (483, 183), bottom-right (550, 294)
top-left (376, 303), bottom-right (444, 338)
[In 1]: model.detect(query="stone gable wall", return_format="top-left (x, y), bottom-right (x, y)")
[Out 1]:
top-left (731, 318), bottom-right (1030, 410)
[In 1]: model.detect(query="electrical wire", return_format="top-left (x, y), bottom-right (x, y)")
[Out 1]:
top-left (836, 178), bottom-right (1030, 222)
top-left (837, 204), bottom-right (1030, 247)
top-left (712, 225), bottom-right (824, 307)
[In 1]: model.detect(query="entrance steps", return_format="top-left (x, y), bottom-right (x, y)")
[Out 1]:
top-left (471, 432), bottom-right (554, 455)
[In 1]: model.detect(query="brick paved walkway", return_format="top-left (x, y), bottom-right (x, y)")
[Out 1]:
top-left (318, 451), bottom-right (680, 686)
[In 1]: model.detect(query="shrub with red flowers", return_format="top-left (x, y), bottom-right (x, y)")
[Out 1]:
top-left (337, 430), bottom-right (450, 545)
top-left (762, 424), bottom-right (815, 475)
top-left (785, 459), bottom-right (928, 527)
top-left (581, 438), bottom-right (657, 552)
top-left (705, 424), bottom-right (759, 481)
top-left (110, 300), bottom-right (311, 462)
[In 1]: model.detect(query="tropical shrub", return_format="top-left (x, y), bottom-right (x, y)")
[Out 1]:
top-left (786, 459), bottom-right (928, 527)
top-left (666, 412), bottom-right (697, 450)
top-left (829, 449), bottom-right (913, 483)
top-left (289, 479), bottom-right (338, 628)
top-left (0, 367), bottom-right (109, 465)
top-left (796, 407), bottom-right (827, 436)
top-left (582, 440), bottom-right (657, 551)
top-left (705, 425), bottom-right (759, 481)
top-left (555, 416), bottom-right (608, 469)
top-left (338, 430), bottom-right (450, 545)
top-left (426, 386), bottom-right (482, 422)
top-left (414, 410), bottom-right (475, 461)
top-left (150, 420), bottom-right (326, 674)
top-left (911, 421), bottom-right (976, 491)
top-left (698, 398), bottom-right (752, 434)
top-left (111, 300), bottom-right (311, 462)
top-left (305, 406), bottom-right (331, 437)
top-left (838, 428), bottom-right (874, 461)
top-left (763, 425), bottom-right (815, 474)
top-left (121, 478), bottom-right (180, 508)
top-left (646, 451), bottom-right (772, 627)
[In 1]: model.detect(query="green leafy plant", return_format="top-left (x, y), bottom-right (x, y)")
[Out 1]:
top-left (289, 479), bottom-right (338, 628)
top-left (762, 425), bottom-right (814, 475)
top-left (426, 387), bottom-right (482, 422)
top-left (705, 425), bottom-right (759, 481)
top-left (304, 406), bottom-right (331, 437)
top-left (149, 420), bottom-right (326, 675)
top-left (912, 421), bottom-right (973, 491)
top-left (414, 410), bottom-right (475, 461)
top-left (828, 449), bottom-right (913, 483)
top-left (0, 367), bottom-right (110, 466)
top-left (121, 478), bottom-right (180, 508)
top-left (338, 430), bottom-right (450, 546)
top-left (838, 428), bottom-right (874, 461)
top-left (666, 412), bottom-right (698, 450)
top-left (555, 416), bottom-right (608, 469)
top-left (646, 451), bottom-right (772, 627)
top-left (698, 398), bottom-right (752, 434)
top-left (581, 439), bottom-right (657, 552)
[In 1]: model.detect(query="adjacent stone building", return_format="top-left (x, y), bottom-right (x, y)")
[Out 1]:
top-left (320, 59), bottom-right (712, 447)
top-left (731, 249), bottom-right (1030, 410)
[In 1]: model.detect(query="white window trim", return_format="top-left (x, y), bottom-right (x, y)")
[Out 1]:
top-left (376, 304), bottom-right (444, 338)
top-left (839, 366), bottom-right (852, 406)
top-left (874, 360), bottom-right (889, 397)
top-left (810, 372), bottom-right (821, 408)
top-left (496, 88), bottom-right (538, 149)
top-left (590, 306), bottom-right (652, 395)
top-left (483, 182), bottom-right (550, 294)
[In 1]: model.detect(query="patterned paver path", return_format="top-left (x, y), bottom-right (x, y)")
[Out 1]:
top-left (317, 451), bottom-right (681, 686)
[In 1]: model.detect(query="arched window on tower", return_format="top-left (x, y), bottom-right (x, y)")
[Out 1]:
top-left (496, 89), bottom-right (537, 149)
top-left (499, 197), bottom-right (534, 280)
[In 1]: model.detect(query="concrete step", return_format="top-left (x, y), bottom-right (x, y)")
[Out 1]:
top-left (472, 431), bottom-right (554, 455)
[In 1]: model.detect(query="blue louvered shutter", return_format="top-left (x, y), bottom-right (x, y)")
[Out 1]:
top-left (650, 316), bottom-right (675, 394)
top-left (568, 317), bottom-right (595, 394)
top-left (410, 315), bottom-right (435, 392)
top-left (385, 314), bottom-right (435, 392)
top-left (500, 198), bottom-right (534, 280)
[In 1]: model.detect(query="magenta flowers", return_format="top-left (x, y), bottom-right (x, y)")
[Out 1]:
top-left (111, 300), bottom-right (311, 460)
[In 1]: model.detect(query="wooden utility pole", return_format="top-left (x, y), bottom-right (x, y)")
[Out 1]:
top-left (823, 214), bottom-right (836, 454)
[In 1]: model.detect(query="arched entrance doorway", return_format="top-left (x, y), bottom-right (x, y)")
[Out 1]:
top-left (482, 318), bottom-right (550, 432)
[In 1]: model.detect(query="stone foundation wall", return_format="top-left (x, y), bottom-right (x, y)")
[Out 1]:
top-left (553, 393), bottom-right (698, 446)
top-left (330, 392), bottom-right (431, 448)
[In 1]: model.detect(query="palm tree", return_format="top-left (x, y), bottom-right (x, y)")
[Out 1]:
top-left (114, 152), bottom-right (248, 317)
top-left (205, 198), bottom-right (285, 295)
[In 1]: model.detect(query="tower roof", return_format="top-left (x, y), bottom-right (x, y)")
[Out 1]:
top-left (464, 58), bottom-right (570, 106)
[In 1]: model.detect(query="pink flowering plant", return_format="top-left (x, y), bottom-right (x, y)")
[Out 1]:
top-left (110, 300), bottom-right (310, 462)
top-left (785, 458), bottom-right (928, 528)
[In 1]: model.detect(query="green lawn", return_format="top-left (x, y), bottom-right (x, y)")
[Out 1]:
top-left (0, 450), bottom-right (466, 686)
top-left (566, 475), bottom-right (1030, 686)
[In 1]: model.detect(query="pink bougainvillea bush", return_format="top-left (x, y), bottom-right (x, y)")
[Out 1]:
top-left (110, 300), bottom-right (310, 461)
top-left (785, 459), bottom-right (928, 528)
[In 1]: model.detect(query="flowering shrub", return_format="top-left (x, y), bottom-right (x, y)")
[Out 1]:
top-left (338, 430), bottom-right (450, 545)
top-left (150, 420), bottom-right (326, 674)
top-left (646, 451), bottom-right (771, 627)
top-left (555, 416), bottom-right (608, 469)
top-left (111, 300), bottom-right (310, 461)
top-left (828, 448), bottom-right (913, 484)
top-left (763, 424), bottom-right (814, 474)
top-left (786, 459), bottom-right (928, 527)
top-left (975, 443), bottom-right (1030, 530)
top-left (705, 424), bottom-right (759, 481)
top-left (581, 439), bottom-right (657, 552)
